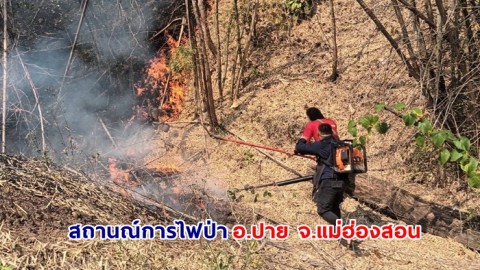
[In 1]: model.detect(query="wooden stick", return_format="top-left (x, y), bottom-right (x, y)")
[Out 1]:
top-left (98, 116), bottom-right (117, 148)
top-left (176, 17), bottom-right (186, 47)
top-left (149, 18), bottom-right (183, 41)
top-left (59, 0), bottom-right (89, 97)
top-left (159, 73), bottom-right (172, 108)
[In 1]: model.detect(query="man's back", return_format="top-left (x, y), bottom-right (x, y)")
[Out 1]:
top-left (295, 135), bottom-right (343, 180)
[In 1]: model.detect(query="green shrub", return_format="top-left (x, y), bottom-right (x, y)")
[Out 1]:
top-left (284, 0), bottom-right (313, 19)
top-left (169, 44), bottom-right (193, 73)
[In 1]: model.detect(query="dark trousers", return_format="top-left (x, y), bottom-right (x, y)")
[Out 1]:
top-left (313, 179), bottom-right (345, 226)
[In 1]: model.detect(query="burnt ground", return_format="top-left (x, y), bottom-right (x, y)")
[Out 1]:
top-left (0, 155), bottom-right (172, 243)
top-left (2, 0), bottom-right (480, 269)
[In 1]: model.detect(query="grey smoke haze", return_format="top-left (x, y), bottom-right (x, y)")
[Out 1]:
top-left (4, 0), bottom-right (180, 163)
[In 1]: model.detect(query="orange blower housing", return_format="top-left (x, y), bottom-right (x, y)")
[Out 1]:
top-left (332, 140), bottom-right (367, 174)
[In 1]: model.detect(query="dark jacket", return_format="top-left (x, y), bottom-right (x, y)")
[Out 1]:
top-left (295, 136), bottom-right (343, 180)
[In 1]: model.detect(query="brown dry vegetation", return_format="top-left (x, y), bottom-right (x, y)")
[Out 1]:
top-left (2, 0), bottom-right (480, 269)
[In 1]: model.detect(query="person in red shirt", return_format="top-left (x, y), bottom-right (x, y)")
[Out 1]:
top-left (302, 107), bottom-right (339, 142)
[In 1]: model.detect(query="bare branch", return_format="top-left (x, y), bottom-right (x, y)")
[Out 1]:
top-left (16, 48), bottom-right (46, 153)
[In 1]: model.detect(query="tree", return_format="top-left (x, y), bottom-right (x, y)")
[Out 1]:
top-left (328, 0), bottom-right (339, 81)
top-left (2, 0), bottom-right (7, 154)
top-left (355, 0), bottom-right (480, 140)
top-left (190, 0), bottom-right (219, 128)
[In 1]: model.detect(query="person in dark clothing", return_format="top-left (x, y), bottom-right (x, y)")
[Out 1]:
top-left (295, 123), bottom-right (348, 226)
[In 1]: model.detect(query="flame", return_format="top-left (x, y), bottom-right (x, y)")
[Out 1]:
top-left (135, 35), bottom-right (187, 121)
top-left (108, 158), bottom-right (140, 187)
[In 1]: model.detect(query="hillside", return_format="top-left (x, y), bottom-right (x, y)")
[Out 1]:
top-left (1, 0), bottom-right (480, 269)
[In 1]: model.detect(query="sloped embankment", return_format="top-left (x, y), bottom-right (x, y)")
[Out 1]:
top-left (0, 155), bottom-right (196, 269)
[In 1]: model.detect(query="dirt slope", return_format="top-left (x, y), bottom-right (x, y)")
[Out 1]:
top-left (171, 0), bottom-right (480, 268)
top-left (1, 0), bottom-right (480, 269)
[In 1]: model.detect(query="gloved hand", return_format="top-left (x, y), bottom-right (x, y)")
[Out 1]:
top-left (295, 138), bottom-right (307, 155)
top-left (296, 138), bottom-right (307, 145)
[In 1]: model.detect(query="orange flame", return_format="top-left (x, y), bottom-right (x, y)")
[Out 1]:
top-left (135, 35), bottom-right (187, 121)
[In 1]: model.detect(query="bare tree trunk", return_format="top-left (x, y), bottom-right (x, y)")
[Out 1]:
top-left (397, 0), bottom-right (435, 28)
top-left (230, 0), bottom-right (242, 101)
top-left (398, 0), bottom-right (435, 29)
top-left (355, 0), bottom-right (419, 80)
top-left (459, 0), bottom-right (477, 68)
top-left (329, 0), bottom-right (339, 81)
top-left (435, 0), bottom-right (448, 26)
top-left (234, 1), bottom-right (258, 97)
top-left (198, 0), bottom-right (217, 57)
top-left (192, 0), bottom-right (218, 127)
top-left (450, 0), bottom-right (461, 88)
top-left (2, 0), bottom-right (7, 154)
top-left (391, 0), bottom-right (416, 63)
top-left (434, 14), bottom-right (443, 115)
top-left (191, 0), bottom-right (207, 112)
top-left (185, 0), bottom-right (202, 117)
top-left (222, 9), bottom-right (234, 89)
top-left (214, 0), bottom-right (223, 100)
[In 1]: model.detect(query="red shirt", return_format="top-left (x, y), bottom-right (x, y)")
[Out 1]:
top-left (302, 118), bottom-right (339, 142)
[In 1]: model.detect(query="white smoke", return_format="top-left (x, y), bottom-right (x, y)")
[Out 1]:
top-left (3, 0), bottom-right (179, 162)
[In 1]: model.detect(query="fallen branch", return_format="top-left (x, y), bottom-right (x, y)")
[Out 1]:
top-left (149, 17), bottom-right (183, 40)
top-left (354, 174), bottom-right (480, 250)
top-left (98, 116), bottom-right (117, 148)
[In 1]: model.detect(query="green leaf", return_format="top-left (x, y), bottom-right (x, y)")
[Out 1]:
top-left (359, 116), bottom-right (370, 129)
top-left (467, 173), bottom-right (480, 188)
top-left (359, 136), bottom-right (366, 146)
top-left (349, 127), bottom-right (358, 137)
top-left (347, 120), bottom-right (357, 137)
top-left (352, 139), bottom-right (358, 147)
top-left (445, 130), bottom-right (457, 141)
top-left (415, 133), bottom-right (425, 147)
top-left (375, 122), bottom-right (390, 134)
top-left (347, 120), bottom-right (356, 130)
top-left (393, 102), bottom-right (406, 111)
top-left (460, 136), bottom-right (471, 152)
top-left (371, 114), bottom-right (379, 125)
top-left (450, 149), bottom-right (463, 162)
top-left (439, 149), bottom-right (450, 165)
top-left (453, 139), bottom-right (465, 151)
top-left (263, 191), bottom-right (272, 197)
top-left (374, 103), bottom-right (385, 113)
top-left (402, 113), bottom-right (416, 126)
top-left (460, 158), bottom-right (478, 174)
top-left (431, 130), bottom-right (447, 147)
top-left (411, 107), bottom-right (423, 117)
top-left (453, 137), bottom-right (470, 152)
top-left (417, 119), bottom-right (433, 135)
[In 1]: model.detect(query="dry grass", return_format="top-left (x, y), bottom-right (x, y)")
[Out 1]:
top-left (2, 0), bottom-right (480, 269)
top-left (176, 0), bottom-right (480, 268)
